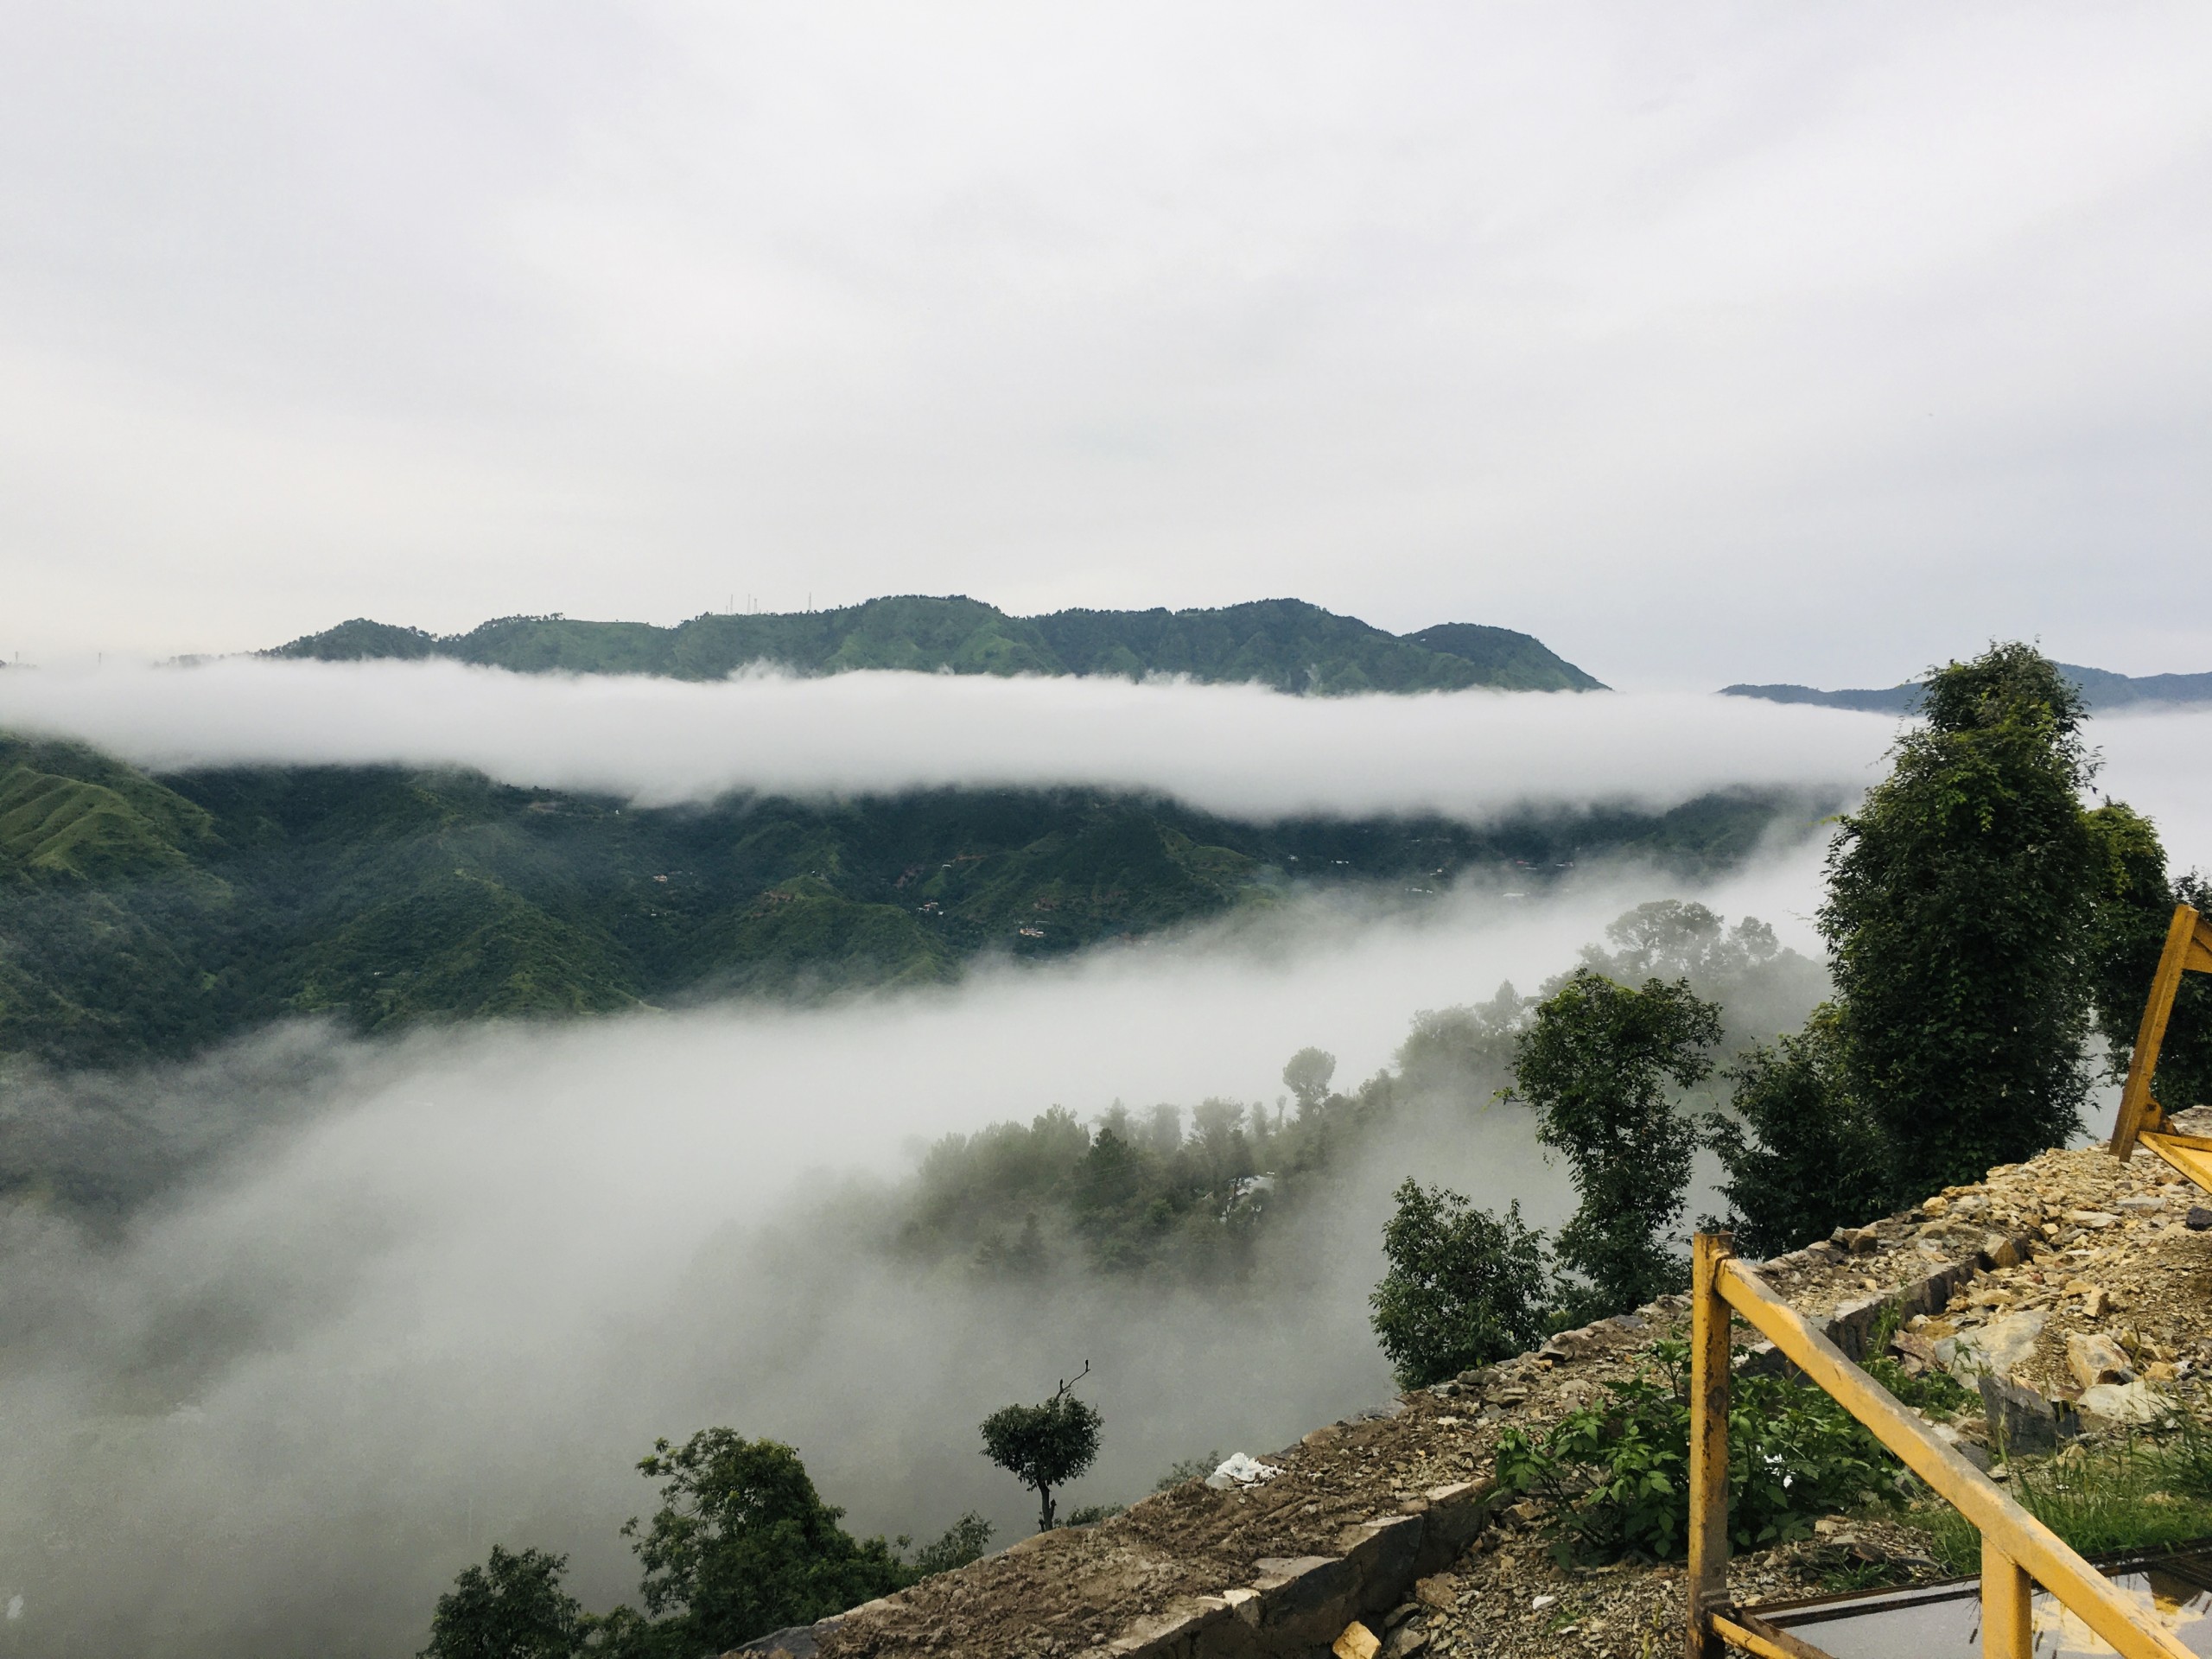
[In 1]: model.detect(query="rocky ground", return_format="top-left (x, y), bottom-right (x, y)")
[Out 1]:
top-left (738, 1135), bottom-right (2212, 1659)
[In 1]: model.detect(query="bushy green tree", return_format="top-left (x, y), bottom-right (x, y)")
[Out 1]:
top-left (1704, 1007), bottom-right (1889, 1257)
top-left (2085, 802), bottom-right (2212, 1112)
top-left (420, 1546), bottom-right (585, 1659)
top-left (1821, 644), bottom-right (2100, 1200)
top-left (1510, 970), bottom-right (1721, 1316)
top-left (1369, 1179), bottom-right (1551, 1387)
top-left (979, 1368), bottom-right (1103, 1531)
top-left (1281, 1046), bottom-right (1338, 1115)
top-left (619, 1431), bottom-right (908, 1652)
top-left (1394, 984), bottom-right (1523, 1102)
top-left (906, 1512), bottom-right (995, 1577)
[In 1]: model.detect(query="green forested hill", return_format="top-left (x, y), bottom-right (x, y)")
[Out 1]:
top-left (270, 596), bottom-right (1605, 694)
top-left (0, 735), bottom-right (1799, 1071)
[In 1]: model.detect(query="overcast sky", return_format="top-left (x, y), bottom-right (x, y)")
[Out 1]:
top-left (4, 3), bottom-right (2208, 687)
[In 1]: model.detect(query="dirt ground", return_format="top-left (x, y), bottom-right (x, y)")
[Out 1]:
top-left (755, 1137), bottom-right (2212, 1659)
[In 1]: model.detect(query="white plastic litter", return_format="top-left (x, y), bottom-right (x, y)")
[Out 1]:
top-left (1205, 1452), bottom-right (1283, 1491)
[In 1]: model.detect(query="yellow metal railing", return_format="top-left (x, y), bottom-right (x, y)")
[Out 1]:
top-left (2110, 901), bottom-right (2212, 1173)
top-left (1684, 1233), bottom-right (2192, 1659)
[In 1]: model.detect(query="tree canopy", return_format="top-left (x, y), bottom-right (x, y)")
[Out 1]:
top-left (419, 1547), bottom-right (585, 1659)
top-left (1510, 970), bottom-right (1721, 1315)
top-left (619, 1431), bottom-right (909, 1653)
top-left (1369, 1179), bottom-right (1551, 1387)
top-left (1820, 642), bottom-right (2100, 1201)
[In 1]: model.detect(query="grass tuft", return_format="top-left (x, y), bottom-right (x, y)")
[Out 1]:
top-left (1920, 1423), bottom-right (2212, 1576)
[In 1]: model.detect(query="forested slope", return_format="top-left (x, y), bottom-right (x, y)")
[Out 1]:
top-left (0, 734), bottom-right (1808, 1070)
top-left (269, 596), bottom-right (1605, 694)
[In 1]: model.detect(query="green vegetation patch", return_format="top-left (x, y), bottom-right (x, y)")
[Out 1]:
top-left (271, 594), bottom-right (1606, 694)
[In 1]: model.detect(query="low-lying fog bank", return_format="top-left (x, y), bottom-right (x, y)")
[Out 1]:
top-left (0, 855), bottom-right (1828, 1656)
top-left (0, 657), bottom-right (1898, 820)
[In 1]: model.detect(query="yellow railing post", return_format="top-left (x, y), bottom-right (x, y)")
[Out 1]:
top-left (2112, 902), bottom-right (2204, 1160)
top-left (1687, 1231), bottom-right (1733, 1659)
top-left (1983, 1539), bottom-right (2033, 1659)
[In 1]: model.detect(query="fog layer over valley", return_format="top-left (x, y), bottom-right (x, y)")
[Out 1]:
top-left (0, 659), bottom-right (1896, 820)
top-left (4, 686), bottom-right (2206, 1655)
top-left (0, 861), bottom-right (1827, 1656)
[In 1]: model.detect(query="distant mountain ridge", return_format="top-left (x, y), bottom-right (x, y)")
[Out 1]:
top-left (269, 596), bottom-right (1605, 695)
top-left (1722, 662), bottom-right (2212, 715)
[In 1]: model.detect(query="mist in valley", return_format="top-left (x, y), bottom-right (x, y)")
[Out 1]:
top-left (1, 693), bottom-right (2203, 1656)
top-left (0, 849), bottom-right (1834, 1657)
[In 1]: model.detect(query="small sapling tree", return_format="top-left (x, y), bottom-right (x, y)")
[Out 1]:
top-left (1370, 1179), bottom-right (1551, 1388)
top-left (980, 1363), bottom-right (1103, 1531)
top-left (1508, 969), bottom-right (1721, 1318)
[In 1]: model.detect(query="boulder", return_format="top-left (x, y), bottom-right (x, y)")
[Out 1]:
top-left (2080, 1381), bottom-right (2171, 1426)
top-left (1936, 1310), bottom-right (2047, 1382)
top-left (2067, 1332), bottom-right (2134, 1389)
top-left (1977, 1375), bottom-right (2079, 1453)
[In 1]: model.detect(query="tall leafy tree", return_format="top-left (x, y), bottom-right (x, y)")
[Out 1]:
top-left (1369, 1179), bottom-right (1551, 1387)
top-left (619, 1431), bottom-right (908, 1652)
top-left (1509, 970), bottom-right (1721, 1316)
top-left (1821, 644), bottom-right (2099, 1200)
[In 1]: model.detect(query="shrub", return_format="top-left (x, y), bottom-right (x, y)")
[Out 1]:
top-left (1154, 1452), bottom-right (1224, 1491)
top-left (1494, 1340), bottom-right (1894, 1564)
top-left (1369, 1179), bottom-right (1551, 1388)
top-left (906, 1512), bottom-right (994, 1577)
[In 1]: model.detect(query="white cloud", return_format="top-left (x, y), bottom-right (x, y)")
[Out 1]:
top-left (0, 855), bottom-right (1819, 1650)
top-left (0, 657), bottom-right (1897, 820)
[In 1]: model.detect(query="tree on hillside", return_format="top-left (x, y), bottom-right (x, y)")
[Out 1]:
top-left (1369, 1179), bottom-right (1551, 1388)
top-left (1508, 970), bottom-right (1721, 1317)
top-left (2085, 802), bottom-right (2212, 1113)
top-left (1704, 1007), bottom-right (1888, 1258)
top-left (1821, 643), bottom-right (2100, 1200)
top-left (420, 1546), bottom-right (585, 1659)
top-left (620, 1430), bottom-right (908, 1652)
top-left (1282, 1047), bottom-right (1338, 1116)
top-left (906, 1512), bottom-right (995, 1578)
top-left (1394, 984), bottom-right (1524, 1101)
top-left (980, 1365), bottom-right (1103, 1532)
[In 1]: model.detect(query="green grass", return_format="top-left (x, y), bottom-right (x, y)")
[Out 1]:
top-left (1920, 1426), bottom-right (2212, 1575)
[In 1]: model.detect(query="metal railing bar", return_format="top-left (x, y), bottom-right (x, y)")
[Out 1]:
top-left (1709, 1611), bottom-right (1837, 1659)
top-left (1690, 1236), bottom-right (2196, 1659)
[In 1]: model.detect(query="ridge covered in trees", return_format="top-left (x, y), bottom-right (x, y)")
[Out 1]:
top-left (266, 595), bottom-right (1606, 695)
top-left (0, 730), bottom-right (1808, 1084)
top-left (1722, 659), bottom-right (2212, 714)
